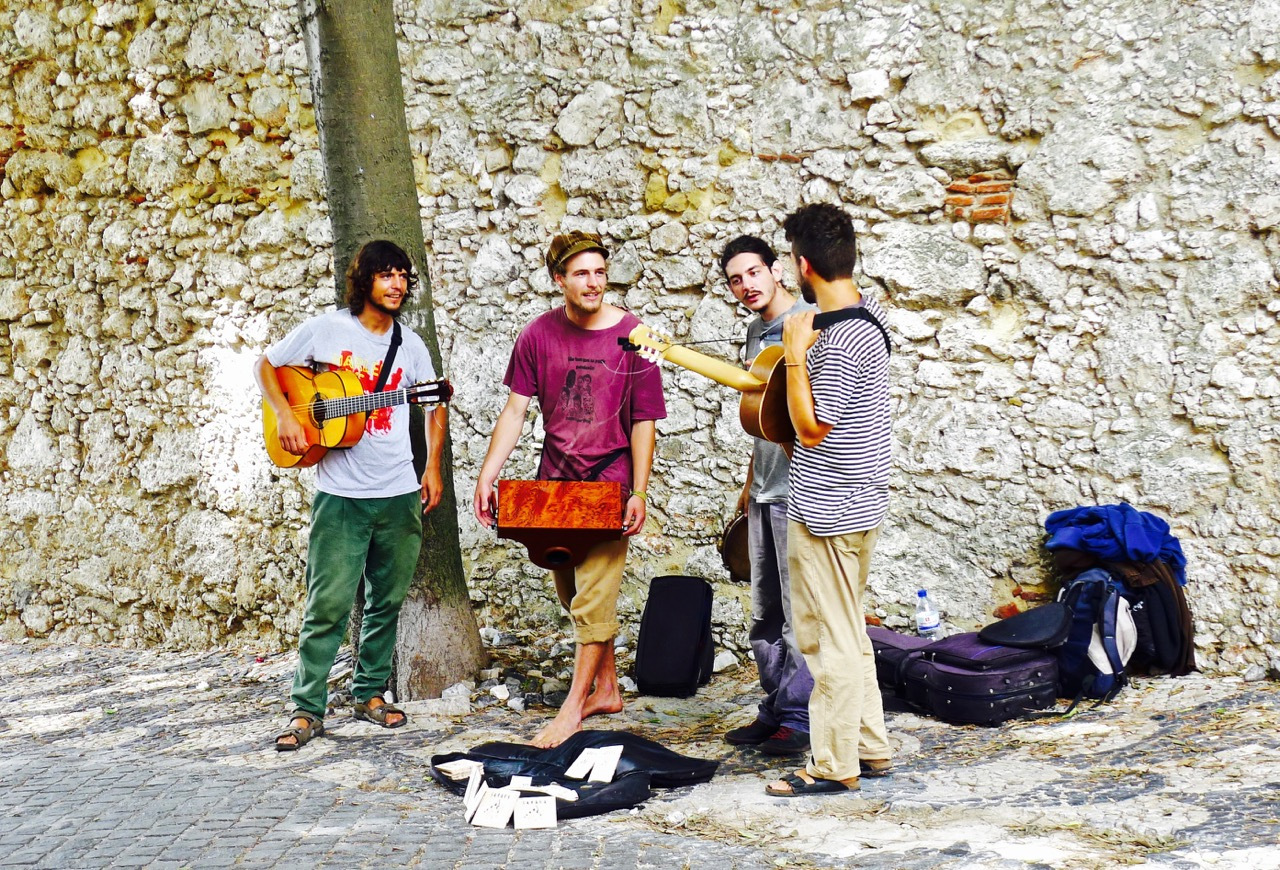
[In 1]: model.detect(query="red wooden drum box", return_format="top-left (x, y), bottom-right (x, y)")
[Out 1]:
top-left (496, 480), bottom-right (625, 570)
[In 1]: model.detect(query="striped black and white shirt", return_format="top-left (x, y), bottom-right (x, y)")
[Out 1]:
top-left (786, 294), bottom-right (891, 536)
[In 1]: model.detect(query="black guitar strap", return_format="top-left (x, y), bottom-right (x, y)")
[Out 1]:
top-left (812, 306), bottom-right (891, 355)
top-left (372, 321), bottom-right (403, 393)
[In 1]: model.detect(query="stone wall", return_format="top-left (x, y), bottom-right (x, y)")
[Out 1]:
top-left (2, 0), bottom-right (1278, 677)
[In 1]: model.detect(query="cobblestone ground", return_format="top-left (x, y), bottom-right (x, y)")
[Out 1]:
top-left (1, 639), bottom-right (1278, 869)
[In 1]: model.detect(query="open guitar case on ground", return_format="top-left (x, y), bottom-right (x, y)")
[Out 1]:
top-left (429, 730), bottom-right (718, 819)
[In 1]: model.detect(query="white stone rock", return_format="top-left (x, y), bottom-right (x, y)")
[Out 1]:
top-left (848, 69), bottom-right (891, 101)
top-left (861, 223), bottom-right (986, 306)
top-left (469, 236), bottom-right (521, 289)
top-left (649, 221), bottom-right (689, 255)
top-left (554, 82), bottom-right (622, 147)
top-left (182, 83), bottom-right (233, 135)
top-left (503, 175), bottom-right (548, 208)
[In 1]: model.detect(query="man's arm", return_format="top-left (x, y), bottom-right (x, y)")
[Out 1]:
top-left (420, 404), bottom-right (448, 514)
top-left (473, 391), bottom-right (533, 528)
top-left (254, 354), bottom-right (308, 455)
top-left (781, 311), bottom-right (834, 448)
top-left (736, 460), bottom-right (753, 515)
top-left (623, 419), bottom-right (656, 537)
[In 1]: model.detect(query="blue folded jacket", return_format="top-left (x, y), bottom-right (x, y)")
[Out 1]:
top-left (1044, 503), bottom-right (1187, 586)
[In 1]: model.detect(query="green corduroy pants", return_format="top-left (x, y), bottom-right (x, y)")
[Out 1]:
top-left (290, 490), bottom-right (422, 719)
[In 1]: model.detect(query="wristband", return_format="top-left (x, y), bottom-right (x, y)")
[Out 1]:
top-left (630, 490), bottom-right (647, 502)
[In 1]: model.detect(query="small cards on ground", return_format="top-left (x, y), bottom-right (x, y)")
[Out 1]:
top-left (436, 759), bottom-right (485, 781)
top-left (459, 763), bottom-right (579, 830)
top-left (564, 744), bottom-right (623, 783)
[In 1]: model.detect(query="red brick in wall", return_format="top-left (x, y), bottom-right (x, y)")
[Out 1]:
top-left (945, 170), bottom-right (1013, 224)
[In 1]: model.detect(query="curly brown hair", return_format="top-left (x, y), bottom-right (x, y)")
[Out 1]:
top-left (345, 240), bottom-right (418, 315)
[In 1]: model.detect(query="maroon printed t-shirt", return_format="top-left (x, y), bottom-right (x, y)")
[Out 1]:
top-left (504, 307), bottom-right (665, 486)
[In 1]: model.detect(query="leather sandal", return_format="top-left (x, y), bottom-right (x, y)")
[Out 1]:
top-left (275, 710), bottom-right (324, 752)
top-left (765, 770), bottom-right (859, 797)
top-left (353, 696), bottom-right (408, 729)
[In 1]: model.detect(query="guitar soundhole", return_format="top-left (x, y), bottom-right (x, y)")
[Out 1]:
top-left (310, 393), bottom-right (327, 426)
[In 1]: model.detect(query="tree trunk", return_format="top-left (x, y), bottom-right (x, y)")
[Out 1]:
top-left (298, 0), bottom-right (487, 698)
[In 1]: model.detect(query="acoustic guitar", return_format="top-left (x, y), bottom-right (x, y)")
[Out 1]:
top-left (624, 310), bottom-right (890, 444)
top-left (624, 325), bottom-right (793, 443)
top-left (262, 365), bottom-right (453, 468)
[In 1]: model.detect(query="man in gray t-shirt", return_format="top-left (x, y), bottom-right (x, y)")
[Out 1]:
top-left (256, 240), bottom-right (449, 752)
top-left (719, 236), bottom-right (817, 757)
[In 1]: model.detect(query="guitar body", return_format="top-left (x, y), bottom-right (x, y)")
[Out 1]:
top-left (263, 366), bottom-right (368, 468)
top-left (738, 345), bottom-right (794, 444)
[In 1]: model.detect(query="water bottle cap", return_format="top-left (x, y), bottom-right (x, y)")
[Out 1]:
top-left (917, 589), bottom-right (927, 597)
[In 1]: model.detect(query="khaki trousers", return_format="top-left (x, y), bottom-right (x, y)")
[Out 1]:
top-left (788, 521), bottom-right (890, 781)
top-left (551, 537), bottom-right (628, 644)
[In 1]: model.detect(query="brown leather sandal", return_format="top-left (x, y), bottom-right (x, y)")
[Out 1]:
top-left (353, 696), bottom-right (408, 729)
top-left (275, 711), bottom-right (324, 752)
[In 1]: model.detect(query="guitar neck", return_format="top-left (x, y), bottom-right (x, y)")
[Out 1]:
top-left (659, 345), bottom-right (765, 393)
top-left (319, 388), bottom-right (410, 421)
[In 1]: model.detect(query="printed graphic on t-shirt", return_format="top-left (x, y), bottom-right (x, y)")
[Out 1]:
top-left (335, 350), bottom-right (402, 435)
top-left (560, 362), bottom-right (598, 423)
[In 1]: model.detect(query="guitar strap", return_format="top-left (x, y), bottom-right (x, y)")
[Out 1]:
top-left (812, 306), bottom-right (891, 355)
top-left (372, 321), bottom-right (403, 393)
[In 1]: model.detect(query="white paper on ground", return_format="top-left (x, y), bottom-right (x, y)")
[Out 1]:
top-left (513, 795), bottom-right (557, 829)
top-left (436, 759), bottom-right (484, 780)
top-left (464, 781), bottom-right (489, 823)
top-left (564, 747), bottom-right (600, 780)
top-left (470, 789), bottom-right (519, 828)
top-left (463, 766), bottom-right (484, 812)
top-left (586, 745), bottom-right (624, 783)
top-left (509, 775), bottom-right (533, 789)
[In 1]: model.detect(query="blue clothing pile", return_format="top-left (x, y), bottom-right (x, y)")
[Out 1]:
top-left (1044, 503), bottom-right (1187, 586)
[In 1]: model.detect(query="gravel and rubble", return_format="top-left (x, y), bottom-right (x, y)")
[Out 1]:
top-left (2, 632), bottom-right (1278, 869)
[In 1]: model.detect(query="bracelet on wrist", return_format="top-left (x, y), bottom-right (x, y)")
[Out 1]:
top-left (630, 490), bottom-right (647, 502)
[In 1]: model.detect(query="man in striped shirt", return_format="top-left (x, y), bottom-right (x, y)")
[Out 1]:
top-left (765, 204), bottom-right (894, 798)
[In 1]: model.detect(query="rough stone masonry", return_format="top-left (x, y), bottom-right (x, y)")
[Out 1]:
top-left (0, 0), bottom-right (1277, 679)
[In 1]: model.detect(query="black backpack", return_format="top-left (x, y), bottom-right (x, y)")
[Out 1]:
top-left (633, 575), bottom-right (714, 697)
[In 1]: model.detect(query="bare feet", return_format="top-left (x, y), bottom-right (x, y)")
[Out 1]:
top-left (530, 706), bottom-right (583, 748)
top-left (581, 689), bottom-right (623, 719)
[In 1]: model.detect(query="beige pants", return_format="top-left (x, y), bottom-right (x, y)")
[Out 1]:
top-left (788, 521), bottom-right (890, 781)
top-left (551, 538), bottom-right (628, 644)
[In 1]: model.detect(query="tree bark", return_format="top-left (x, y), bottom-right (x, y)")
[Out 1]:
top-left (298, 0), bottom-right (486, 698)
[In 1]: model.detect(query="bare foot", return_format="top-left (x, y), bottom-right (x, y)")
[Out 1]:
top-left (581, 689), bottom-right (623, 719)
top-left (530, 707), bottom-right (583, 748)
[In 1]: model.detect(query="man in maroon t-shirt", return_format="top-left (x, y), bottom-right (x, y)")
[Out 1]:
top-left (474, 231), bottom-right (666, 747)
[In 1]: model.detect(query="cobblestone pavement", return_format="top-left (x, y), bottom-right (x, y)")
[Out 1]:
top-left (2, 639), bottom-right (1278, 869)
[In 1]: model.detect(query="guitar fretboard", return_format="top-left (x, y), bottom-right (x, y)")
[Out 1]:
top-left (316, 387), bottom-right (440, 422)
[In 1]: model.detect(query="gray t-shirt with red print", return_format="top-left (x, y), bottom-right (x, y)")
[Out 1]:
top-left (266, 309), bottom-right (436, 498)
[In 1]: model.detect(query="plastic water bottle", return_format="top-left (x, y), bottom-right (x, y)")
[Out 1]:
top-left (915, 589), bottom-right (942, 641)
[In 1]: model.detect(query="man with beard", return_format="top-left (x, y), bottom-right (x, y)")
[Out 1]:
top-left (719, 235), bottom-right (817, 757)
top-left (764, 204), bottom-right (895, 797)
top-left (256, 240), bottom-right (448, 750)
top-left (474, 230), bottom-right (666, 748)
